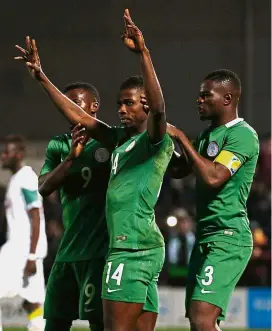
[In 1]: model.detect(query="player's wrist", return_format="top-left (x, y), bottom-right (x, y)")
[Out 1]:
top-left (140, 47), bottom-right (149, 56)
top-left (28, 253), bottom-right (37, 261)
top-left (65, 154), bottom-right (76, 162)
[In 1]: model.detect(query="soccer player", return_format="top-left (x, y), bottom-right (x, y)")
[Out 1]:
top-left (39, 83), bottom-right (111, 331)
top-left (0, 135), bottom-right (47, 331)
top-left (167, 69), bottom-right (259, 331)
top-left (15, 9), bottom-right (174, 331)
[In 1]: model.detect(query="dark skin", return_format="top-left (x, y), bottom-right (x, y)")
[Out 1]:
top-left (167, 79), bottom-right (241, 331)
top-left (167, 79), bottom-right (241, 189)
top-left (15, 9), bottom-right (166, 331)
top-left (38, 88), bottom-right (97, 197)
top-left (1, 142), bottom-right (41, 314)
top-left (14, 11), bottom-right (166, 147)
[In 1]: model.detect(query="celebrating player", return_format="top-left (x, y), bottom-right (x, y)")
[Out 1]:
top-left (167, 69), bottom-right (259, 331)
top-left (0, 135), bottom-right (47, 331)
top-left (39, 83), bottom-right (111, 331)
top-left (15, 9), bottom-right (173, 331)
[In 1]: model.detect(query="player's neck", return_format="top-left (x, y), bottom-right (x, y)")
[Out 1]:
top-left (126, 122), bottom-right (147, 137)
top-left (10, 162), bottom-right (24, 175)
top-left (211, 110), bottom-right (238, 128)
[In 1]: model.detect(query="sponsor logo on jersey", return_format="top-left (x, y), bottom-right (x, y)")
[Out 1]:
top-left (201, 288), bottom-right (216, 294)
top-left (125, 140), bottom-right (136, 152)
top-left (94, 148), bottom-right (110, 163)
top-left (207, 141), bottom-right (219, 157)
top-left (107, 288), bottom-right (122, 293)
top-left (224, 230), bottom-right (234, 236)
top-left (116, 235), bottom-right (127, 241)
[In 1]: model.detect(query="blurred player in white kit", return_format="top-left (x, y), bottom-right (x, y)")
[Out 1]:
top-left (0, 135), bottom-right (47, 331)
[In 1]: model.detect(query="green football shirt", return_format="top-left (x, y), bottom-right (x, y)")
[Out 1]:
top-left (40, 133), bottom-right (112, 262)
top-left (194, 118), bottom-right (259, 246)
top-left (106, 131), bottom-right (174, 250)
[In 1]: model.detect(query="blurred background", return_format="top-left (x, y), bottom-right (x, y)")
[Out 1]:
top-left (0, 0), bottom-right (270, 329)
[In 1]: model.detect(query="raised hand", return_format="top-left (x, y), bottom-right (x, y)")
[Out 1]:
top-left (14, 36), bottom-right (43, 80)
top-left (122, 9), bottom-right (146, 53)
top-left (68, 124), bottom-right (89, 160)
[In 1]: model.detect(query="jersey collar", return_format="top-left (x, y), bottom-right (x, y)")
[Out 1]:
top-left (225, 117), bottom-right (244, 128)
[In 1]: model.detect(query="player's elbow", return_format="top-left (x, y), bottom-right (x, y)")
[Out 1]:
top-left (206, 176), bottom-right (224, 189)
top-left (38, 179), bottom-right (51, 197)
top-left (38, 185), bottom-right (50, 197)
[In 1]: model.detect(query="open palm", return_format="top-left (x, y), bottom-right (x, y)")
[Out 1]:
top-left (14, 36), bottom-right (43, 80)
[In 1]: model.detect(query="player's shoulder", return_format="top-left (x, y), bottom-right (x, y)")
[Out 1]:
top-left (227, 120), bottom-right (259, 142)
top-left (16, 166), bottom-right (38, 185)
top-left (48, 133), bottom-right (71, 144)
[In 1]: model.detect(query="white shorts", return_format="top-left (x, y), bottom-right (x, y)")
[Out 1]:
top-left (0, 243), bottom-right (45, 304)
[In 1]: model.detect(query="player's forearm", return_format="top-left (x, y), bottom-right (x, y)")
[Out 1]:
top-left (28, 208), bottom-right (40, 255)
top-left (140, 48), bottom-right (165, 114)
top-left (38, 157), bottom-right (73, 197)
top-left (174, 130), bottom-right (219, 187)
top-left (38, 72), bottom-right (97, 128)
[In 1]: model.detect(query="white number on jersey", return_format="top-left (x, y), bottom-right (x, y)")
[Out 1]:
top-left (81, 167), bottom-right (92, 188)
top-left (105, 262), bottom-right (124, 286)
top-left (201, 265), bottom-right (214, 286)
top-left (112, 153), bottom-right (120, 175)
top-left (84, 283), bottom-right (95, 306)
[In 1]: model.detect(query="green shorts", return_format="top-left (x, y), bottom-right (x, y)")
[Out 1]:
top-left (101, 246), bottom-right (165, 313)
top-left (44, 259), bottom-right (105, 322)
top-left (186, 241), bottom-right (252, 320)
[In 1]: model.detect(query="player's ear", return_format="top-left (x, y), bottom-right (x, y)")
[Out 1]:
top-left (91, 101), bottom-right (99, 113)
top-left (224, 93), bottom-right (232, 106)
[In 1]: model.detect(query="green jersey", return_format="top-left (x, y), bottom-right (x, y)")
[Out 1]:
top-left (194, 118), bottom-right (259, 246)
top-left (106, 131), bottom-right (174, 250)
top-left (40, 133), bottom-right (112, 262)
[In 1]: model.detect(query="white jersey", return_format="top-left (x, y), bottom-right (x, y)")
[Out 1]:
top-left (4, 165), bottom-right (47, 259)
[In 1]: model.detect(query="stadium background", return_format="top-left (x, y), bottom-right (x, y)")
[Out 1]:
top-left (0, 0), bottom-right (270, 330)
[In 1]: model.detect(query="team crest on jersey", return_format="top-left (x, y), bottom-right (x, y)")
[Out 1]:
top-left (207, 141), bottom-right (219, 157)
top-left (94, 148), bottom-right (110, 163)
top-left (125, 140), bottom-right (136, 152)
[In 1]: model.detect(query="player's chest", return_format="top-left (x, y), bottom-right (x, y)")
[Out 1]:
top-left (111, 136), bottom-right (148, 176)
top-left (198, 130), bottom-right (227, 160)
top-left (60, 142), bottom-right (111, 194)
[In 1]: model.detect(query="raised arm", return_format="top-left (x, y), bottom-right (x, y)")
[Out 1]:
top-left (14, 37), bottom-right (114, 147)
top-left (123, 9), bottom-right (166, 143)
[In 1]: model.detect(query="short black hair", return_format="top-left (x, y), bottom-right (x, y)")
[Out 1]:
top-left (120, 75), bottom-right (144, 91)
top-left (63, 82), bottom-right (100, 104)
top-left (204, 69), bottom-right (241, 91)
top-left (4, 134), bottom-right (26, 152)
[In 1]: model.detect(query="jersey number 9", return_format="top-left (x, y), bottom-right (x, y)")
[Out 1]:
top-left (81, 167), bottom-right (92, 188)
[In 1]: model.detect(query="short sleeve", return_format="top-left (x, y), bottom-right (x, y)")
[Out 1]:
top-left (147, 132), bottom-right (174, 154)
top-left (21, 170), bottom-right (41, 210)
top-left (215, 126), bottom-right (259, 175)
top-left (40, 138), bottom-right (61, 176)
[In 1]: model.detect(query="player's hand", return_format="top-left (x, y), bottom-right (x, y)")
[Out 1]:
top-left (14, 36), bottom-right (43, 80)
top-left (167, 123), bottom-right (180, 139)
top-left (122, 9), bottom-right (147, 53)
top-left (24, 259), bottom-right (37, 277)
top-left (68, 124), bottom-right (89, 160)
top-left (140, 94), bottom-right (149, 113)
